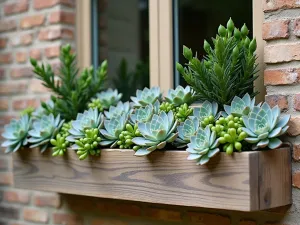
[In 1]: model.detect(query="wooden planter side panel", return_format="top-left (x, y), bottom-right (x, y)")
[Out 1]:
top-left (12, 148), bottom-right (292, 212)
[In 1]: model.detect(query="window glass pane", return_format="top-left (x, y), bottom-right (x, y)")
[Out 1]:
top-left (97, 0), bottom-right (149, 101)
top-left (173, 0), bottom-right (253, 86)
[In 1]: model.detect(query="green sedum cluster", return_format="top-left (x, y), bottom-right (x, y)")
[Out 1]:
top-left (51, 122), bottom-right (71, 156)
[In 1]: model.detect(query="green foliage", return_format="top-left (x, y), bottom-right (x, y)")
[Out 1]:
top-left (159, 102), bottom-right (175, 113)
top-left (177, 18), bottom-right (258, 107)
top-left (50, 122), bottom-right (71, 156)
top-left (174, 103), bottom-right (193, 122)
top-left (20, 107), bottom-right (35, 117)
top-left (165, 85), bottom-right (195, 106)
top-left (130, 103), bottom-right (158, 124)
top-left (223, 93), bottom-right (257, 117)
top-left (131, 87), bottom-right (162, 108)
top-left (88, 99), bottom-right (104, 112)
top-left (117, 123), bottom-right (141, 150)
top-left (30, 44), bottom-right (107, 121)
top-left (175, 117), bottom-right (199, 148)
top-left (104, 101), bottom-right (131, 119)
top-left (93, 89), bottom-right (122, 110)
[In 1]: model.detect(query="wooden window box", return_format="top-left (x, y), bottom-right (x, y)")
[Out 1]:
top-left (13, 147), bottom-right (292, 212)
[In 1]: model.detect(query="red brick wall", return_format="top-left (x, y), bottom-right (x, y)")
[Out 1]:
top-left (0, 0), bottom-right (299, 225)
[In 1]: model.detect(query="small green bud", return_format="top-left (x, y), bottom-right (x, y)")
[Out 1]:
top-left (234, 142), bottom-right (242, 151)
top-left (183, 45), bottom-right (193, 61)
top-left (249, 38), bottom-right (257, 54)
top-left (176, 62), bottom-right (184, 74)
top-left (30, 57), bottom-right (37, 66)
top-left (232, 46), bottom-right (239, 59)
top-left (218, 25), bottom-right (227, 37)
top-left (227, 18), bottom-right (235, 32)
top-left (241, 24), bottom-right (249, 37)
top-left (228, 121), bottom-right (235, 128)
top-left (214, 63), bottom-right (223, 78)
top-left (204, 40), bottom-right (211, 53)
top-left (218, 137), bottom-right (227, 144)
top-left (227, 115), bottom-right (234, 121)
top-left (234, 28), bottom-right (241, 40)
top-left (244, 37), bottom-right (251, 48)
top-left (226, 144), bottom-right (234, 155)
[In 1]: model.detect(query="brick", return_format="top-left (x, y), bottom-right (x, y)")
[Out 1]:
top-left (0, 53), bottom-right (12, 64)
top-left (239, 220), bottom-right (257, 225)
top-left (293, 144), bottom-right (300, 161)
top-left (30, 49), bottom-right (42, 60)
top-left (0, 172), bottom-right (13, 186)
top-left (292, 171), bottom-right (300, 188)
top-left (33, 193), bottom-right (61, 208)
top-left (3, 190), bottom-right (30, 204)
top-left (10, 67), bottom-right (33, 79)
top-left (29, 79), bottom-right (48, 93)
top-left (0, 99), bottom-right (9, 111)
top-left (52, 213), bottom-right (83, 225)
top-left (12, 98), bottom-right (39, 110)
top-left (264, 68), bottom-right (300, 85)
top-left (265, 95), bottom-right (288, 111)
top-left (187, 212), bottom-right (231, 225)
top-left (91, 219), bottom-right (127, 225)
top-left (145, 208), bottom-right (182, 222)
top-left (49, 11), bottom-right (75, 25)
top-left (0, 38), bottom-right (7, 49)
top-left (15, 52), bottom-right (27, 63)
top-left (45, 45), bottom-right (61, 58)
top-left (288, 116), bottom-right (300, 136)
top-left (38, 27), bottom-right (74, 41)
top-left (21, 33), bottom-right (34, 46)
top-left (20, 15), bottom-right (45, 29)
top-left (0, 206), bottom-right (19, 219)
top-left (265, 43), bottom-right (300, 63)
top-left (4, 0), bottom-right (29, 15)
top-left (262, 20), bottom-right (290, 40)
top-left (263, 0), bottom-right (300, 12)
top-left (0, 20), bottom-right (17, 33)
top-left (23, 208), bottom-right (48, 223)
top-left (294, 94), bottom-right (300, 111)
top-left (34, 0), bottom-right (74, 9)
top-left (0, 82), bottom-right (27, 95)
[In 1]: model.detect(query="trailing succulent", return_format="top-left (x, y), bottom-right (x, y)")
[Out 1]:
top-left (131, 87), bottom-right (162, 108)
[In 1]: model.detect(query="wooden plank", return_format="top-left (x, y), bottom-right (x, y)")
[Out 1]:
top-left (258, 147), bottom-right (292, 210)
top-left (13, 148), bottom-right (291, 211)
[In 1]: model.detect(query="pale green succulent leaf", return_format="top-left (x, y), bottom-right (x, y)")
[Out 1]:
top-left (268, 138), bottom-right (282, 149)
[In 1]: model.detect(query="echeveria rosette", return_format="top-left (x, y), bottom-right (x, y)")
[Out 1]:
top-left (95, 88), bottom-right (122, 110)
top-left (104, 101), bottom-right (131, 119)
top-left (28, 114), bottom-right (64, 153)
top-left (130, 104), bottom-right (155, 124)
top-left (165, 85), bottom-right (195, 106)
top-left (132, 111), bottom-right (178, 156)
top-left (242, 103), bottom-right (290, 150)
top-left (99, 114), bottom-right (128, 148)
top-left (193, 101), bottom-right (219, 127)
top-left (1, 114), bottom-right (32, 153)
top-left (66, 108), bottom-right (103, 142)
top-left (174, 117), bottom-right (199, 148)
top-left (131, 87), bottom-right (162, 108)
top-left (186, 126), bottom-right (220, 165)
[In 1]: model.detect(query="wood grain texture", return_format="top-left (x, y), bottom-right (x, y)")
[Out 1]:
top-left (13, 147), bottom-right (291, 212)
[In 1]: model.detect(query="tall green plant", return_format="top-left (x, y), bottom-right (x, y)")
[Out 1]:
top-left (176, 18), bottom-right (258, 108)
top-left (30, 44), bottom-right (107, 121)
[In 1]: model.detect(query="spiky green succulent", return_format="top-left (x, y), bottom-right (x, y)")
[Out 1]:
top-left (130, 103), bottom-right (157, 124)
top-left (50, 122), bottom-right (71, 156)
top-left (175, 103), bottom-right (193, 122)
top-left (88, 98), bottom-right (104, 112)
top-left (95, 88), bottom-right (122, 110)
top-left (174, 117), bottom-right (199, 148)
top-left (193, 101), bottom-right (219, 127)
top-left (117, 123), bottom-right (141, 150)
top-left (104, 101), bottom-right (131, 119)
top-left (132, 111), bottom-right (178, 156)
top-left (159, 102), bottom-right (175, 113)
top-left (1, 114), bottom-right (32, 153)
top-left (242, 103), bottom-right (290, 150)
top-left (131, 87), bottom-right (162, 108)
top-left (66, 108), bottom-right (103, 142)
top-left (100, 114), bottom-right (127, 148)
top-left (28, 114), bottom-right (64, 152)
top-left (186, 126), bottom-right (220, 165)
top-left (165, 85), bottom-right (195, 106)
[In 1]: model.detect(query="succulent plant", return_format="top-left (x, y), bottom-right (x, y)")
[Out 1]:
top-left (67, 108), bottom-right (103, 142)
top-left (95, 88), bottom-right (122, 110)
top-left (132, 111), bottom-right (178, 156)
top-left (117, 123), bottom-right (141, 150)
top-left (130, 103), bottom-right (156, 124)
top-left (28, 114), bottom-right (64, 152)
top-left (174, 117), bottom-right (199, 148)
top-left (20, 107), bottom-right (35, 117)
top-left (131, 87), bottom-right (162, 108)
top-left (88, 98), bottom-right (104, 112)
top-left (186, 126), bottom-right (220, 165)
top-left (50, 122), bottom-right (71, 156)
top-left (100, 114), bottom-right (128, 148)
top-left (165, 85), bottom-right (195, 106)
top-left (32, 100), bottom-right (55, 119)
top-left (193, 101), bottom-right (219, 127)
top-left (242, 103), bottom-right (290, 150)
top-left (175, 103), bottom-right (193, 122)
top-left (1, 114), bottom-right (32, 153)
top-left (159, 102), bottom-right (175, 113)
top-left (104, 101), bottom-right (131, 119)
top-left (223, 93), bottom-right (258, 117)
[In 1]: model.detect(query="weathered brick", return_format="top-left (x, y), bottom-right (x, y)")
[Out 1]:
top-left (0, 172), bottom-right (13, 186)
top-left (288, 116), bottom-right (300, 136)
top-left (0, 206), bottom-right (19, 219)
top-left (292, 171), bottom-right (300, 188)
top-left (263, 0), bottom-right (300, 12)
top-left (91, 219), bottom-right (127, 225)
top-left (52, 213), bottom-right (83, 225)
top-left (263, 20), bottom-right (290, 40)
top-left (264, 68), bottom-right (300, 85)
top-left (265, 95), bottom-right (288, 111)
top-left (0, 20), bottom-right (17, 33)
top-left (15, 51), bottom-right (27, 63)
top-left (3, 190), bottom-right (30, 204)
top-left (188, 212), bottom-right (231, 225)
top-left (20, 15), bottom-right (45, 29)
top-left (38, 27), bottom-right (74, 41)
top-left (0, 99), bottom-right (9, 111)
top-left (0, 38), bottom-right (7, 49)
top-left (49, 11), bottom-right (75, 24)
top-left (28, 79), bottom-right (48, 93)
top-left (10, 67), bottom-right (33, 79)
top-left (23, 208), bottom-right (48, 223)
top-left (0, 53), bottom-right (12, 64)
top-left (265, 43), bottom-right (300, 63)
top-left (45, 45), bottom-right (61, 58)
top-left (294, 94), bottom-right (300, 111)
top-left (34, 0), bottom-right (74, 9)
top-left (239, 221), bottom-right (257, 225)
top-left (0, 82), bottom-right (27, 95)
top-left (11, 33), bottom-right (34, 47)
top-left (4, 0), bottom-right (29, 15)
top-left (145, 208), bottom-right (182, 222)
top-left (33, 193), bottom-right (61, 208)
top-left (12, 98), bottom-right (39, 110)
top-left (294, 144), bottom-right (300, 161)
top-left (29, 49), bottom-right (42, 60)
